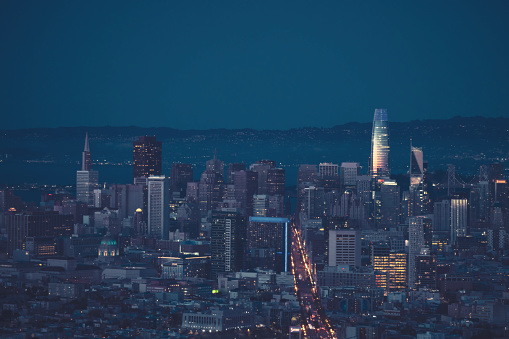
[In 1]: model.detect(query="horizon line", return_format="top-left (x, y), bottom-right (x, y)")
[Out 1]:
top-left (0, 115), bottom-right (506, 132)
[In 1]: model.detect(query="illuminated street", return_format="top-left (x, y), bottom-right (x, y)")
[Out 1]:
top-left (291, 220), bottom-right (336, 339)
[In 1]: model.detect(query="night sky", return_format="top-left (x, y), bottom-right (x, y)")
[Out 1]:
top-left (1, 1), bottom-right (508, 130)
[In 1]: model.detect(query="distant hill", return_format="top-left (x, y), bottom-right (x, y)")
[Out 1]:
top-left (0, 116), bottom-right (507, 186)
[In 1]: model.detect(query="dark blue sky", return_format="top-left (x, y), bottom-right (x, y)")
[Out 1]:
top-left (1, 1), bottom-right (508, 130)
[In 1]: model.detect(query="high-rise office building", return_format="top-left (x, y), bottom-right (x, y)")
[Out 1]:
top-left (148, 176), bottom-right (170, 240)
top-left (210, 211), bottom-right (246, 278)
top-left (302, 186), bottom-right (326, 219)
top-left (340, 162), bottom-right (360, 188)
top-left (267, 168), bottom-right (285, 196)
top-left (356, 175), bottom-right (372, 203)
top-left (409, 145), bottom-right (428, 217)
top-left (253, 195), bottom-right (269, 217)
top-left (170, 163), bottom-right (193, 197)
top-left (81, 132), bottom-right (92, 171)
top-left (233, 170), bottom-right (258, 216)
top-left (478, 179), bottom-right (490, 221)
top-left (298, 164), bottom-right (318, 187)
top-left (332, 190), bottom-right (366, 227)
top-left (6, 211), bottom-right (73, 256)
top-left (319, 163), bottom-right (340, 192)
top-left (247, 217), bottom-right (290, 273)
top-left (450, 193), bottom-right (468, 245)
top-left (371, 245), bottom-right (391, 291)
top-left (371, 245), bottom-right (407, 292)
top-left (206, 150), bottom-right (225, 179)
top-left (319, 163), bottom-right (339, 178)
top-left (253, 194), bottom-right (285, 218)
top-left (408, 216), bottom-right (426, 289)
top-left (133, 136), bottom-right (162, 181)
top-left (433, 199), bottom-right (451, 232)
top-left (198, 170), bottom-right (223, 215)
top-left (249, 162), bottom-right (271, 195)
top-left (103, 184), bottom-right (144, 220)
top-left (76, 133), bottom-right (98, 207)
top-left (415, 251), bottom-right (437, 290)
top-left (370, 109), bottom-right (390, 179)
top-left (328, 229), bottom-right (361, 267)
top-left (297, 164), bottom-right (318, 213)
top-left (227, 163), bottom-right (246, 184)
top-left (375, 179), bottom-right (400, 229)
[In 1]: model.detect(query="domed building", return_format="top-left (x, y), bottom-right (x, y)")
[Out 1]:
top-left (98, 235), bottom-right (118, 261)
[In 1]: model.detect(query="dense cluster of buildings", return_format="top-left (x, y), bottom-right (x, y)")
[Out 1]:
top-left (0, 109), bottom-right (508, 338)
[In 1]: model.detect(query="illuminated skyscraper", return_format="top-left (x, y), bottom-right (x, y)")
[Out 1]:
top-left (371, 245), bottom-right (407, 292)
top-left (133, 136), bottom-right (162, 181)
top-left (409, 144), bottom-right (428, 216)
top-left (370, 109), bottom-right (390, 179)
top-left (450, 193), bottom-right (468, 245)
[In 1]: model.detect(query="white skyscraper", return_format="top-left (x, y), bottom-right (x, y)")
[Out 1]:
top-left (76, 133), bottom-right (98, 207)
top-left (148, 176), bottom-right (170, 240)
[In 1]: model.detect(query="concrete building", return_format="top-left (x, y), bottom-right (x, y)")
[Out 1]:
top-left (182, 309), bottom-right (254, 332)
top-left (328, 229), bottom-right (361, 267)
top-left (340, 162), bottom-right (360, 187)
top-left (148, 176), bottom-right (170, 240)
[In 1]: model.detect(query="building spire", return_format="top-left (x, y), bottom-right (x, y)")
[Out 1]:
top-left (84, 132), bottom-right (90, 152)
top-left (82, 132), bottom-right (92, 171)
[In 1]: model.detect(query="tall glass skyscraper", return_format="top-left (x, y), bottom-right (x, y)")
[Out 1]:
top-left (133, 136), bottom-right (162, 181)
top-left (370, 108), bottom-right (390, 178)
top-left (409, 145), bottom-right (428, 216)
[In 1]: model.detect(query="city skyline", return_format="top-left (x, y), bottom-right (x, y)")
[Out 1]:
top-left (1, 2), bottom-right (509, 338)
top-left (1, 112), bottom-right (508, 338)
